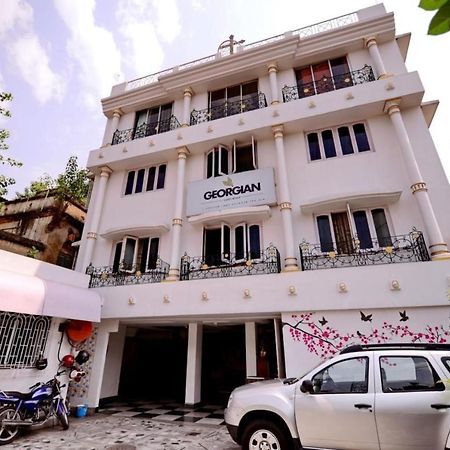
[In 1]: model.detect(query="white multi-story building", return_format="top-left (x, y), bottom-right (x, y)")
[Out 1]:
top-left (75, 4), bottom-right (450, 408)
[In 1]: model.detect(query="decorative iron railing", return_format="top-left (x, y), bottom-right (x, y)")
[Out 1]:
top-left (112, 115), bottom-right (181, 145)
top-left (180, 245), bottom-right (281, 281)
top-left (86, 258), bottom-right (169, 288)
top-left (190, 92), bottom-right (267, 125)
top-left (299, 230), bottom-right (430, 271)
top-left (282, 65), bottom-right (375, 103)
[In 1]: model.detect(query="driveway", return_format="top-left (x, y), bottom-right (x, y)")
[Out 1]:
top-left (3, 414), bottom-right (240, 449)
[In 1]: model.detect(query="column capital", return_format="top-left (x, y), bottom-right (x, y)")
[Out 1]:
top-left (87, 231), bottom-right (98, 240)
top-left (272, 124), bottom-right (284, 138)
top-left (183, 87), bottom-right (194, 97)
top-left (364, 36), bottom-right (378, 48)
top-left (99, 166), bottom-right (113, 177)
top-left (279, 202), bottom-right (292, 210)
top-left (411, 181), bottom-right (428, 194)
top-left (176, 146), bottom-right (190, 159)
top-left (384, 98), bottom-right (402, 115)
top-left (268, 63), bottom-right (278, 74)
top-left (112, 109), bottom-right (123, 118)
top-left (172, 218), bottom-right (183, 226)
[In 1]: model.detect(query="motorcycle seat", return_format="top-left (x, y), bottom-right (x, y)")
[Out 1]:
top-left (1, 390), bottom-right (34, 400)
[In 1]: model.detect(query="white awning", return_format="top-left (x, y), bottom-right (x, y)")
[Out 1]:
top-left (0, 269), bottom-right (102, 322)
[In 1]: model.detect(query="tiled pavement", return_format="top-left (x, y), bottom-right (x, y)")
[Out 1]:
top-left (3, 407), bottom-right (239, 449)
top-left (97, 401), bottom-right (226, 427)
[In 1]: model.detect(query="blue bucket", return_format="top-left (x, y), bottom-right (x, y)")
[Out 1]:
top-left (76, 404), bottom-right (88, 418)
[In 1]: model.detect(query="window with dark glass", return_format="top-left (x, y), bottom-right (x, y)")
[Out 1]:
top-left (353, 211), bottom-right (372, 249)
top-left (125, 164), bottom-right (166, 195)
top-left (233, 138), bottom-right (257, 173)
top-left (317, 215), bottom-right (334, 252)
top-left (206, 145), bottom-right (230, 178)
top-left (203, 223), bottom-right (261, 265)
top-left (139, 237), bottom-right (160, 271)
top-left (338, 127), bottom-right (354, 155)
top-left (307, 133), bottom-right (321, 161)
top-left (353, 123), bottom-right (370, 152)
top-left (134, 103), bottom-right (173, 138)
top-left (209, 80), bottom-right (258, 119)
top-left (371, 209), bottom-right (392, 247)
top-left (322, 130), bottom-right (337, 158)
top-left (114, 236), bottom-right (160, 273)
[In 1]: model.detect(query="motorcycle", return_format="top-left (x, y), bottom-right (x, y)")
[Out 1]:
top-left (0, 370), bottom-right (69, 446)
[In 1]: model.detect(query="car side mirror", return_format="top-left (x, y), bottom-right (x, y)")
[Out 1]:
top-left (300, 379), bottom-right (314, 394)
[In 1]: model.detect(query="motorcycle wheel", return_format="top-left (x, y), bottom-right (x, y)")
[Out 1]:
top-left (0, 406), bottom-right (20, 445)
top-left (56, 403), bottom-right (69, 430)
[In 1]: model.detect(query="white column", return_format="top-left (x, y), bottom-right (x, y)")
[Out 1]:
top-left (85, 319), bottom-right (120, 409)
top-left (182, 88), bottom-right (194, 127)
top-left (167, 146), bottom-right (190, 280)
top-left (272, 125), bottom-right (299, 271)
top-left (364, 37), bottom-right (388, 79)
top-left (267, 64), bottom-right (279, 105)
top-left (384, 99), bottom-right (450, 260)
top-left (81, 166), bottom-right (112, 271)
top-left (245, 322), bottom-right (257, 378)
top-left (185, 323), bottom-right (203, 405)
top-left (102, 109), bottom-right (122, 146)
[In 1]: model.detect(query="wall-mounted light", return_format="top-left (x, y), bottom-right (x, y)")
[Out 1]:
top-left (201, 291), bottom-right (209, 301)
top-left (128, 297), bottom-right (135, 305)
top-left (163, 294), bottom-right (170, 303)
top-left (288, 285), bottom-right (297, 296)
top-left (338, 282), bottom-right (347, 293)
top-left (390, 280), bottom-right (401, 291)
top-left (243, 289), bottom-right (251, 299)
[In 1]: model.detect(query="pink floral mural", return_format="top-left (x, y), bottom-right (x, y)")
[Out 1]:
top-left (283, 311), bottom-right (450, 360)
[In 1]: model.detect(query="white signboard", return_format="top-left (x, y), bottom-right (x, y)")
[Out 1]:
top-left (186, 168), bottom-right (277, 217)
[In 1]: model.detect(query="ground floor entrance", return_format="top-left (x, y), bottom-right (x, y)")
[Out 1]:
top-left (100, 318), bottom-right (285, 406)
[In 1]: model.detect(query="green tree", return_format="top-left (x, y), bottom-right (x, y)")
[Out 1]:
top-left (55, 155), bottom-right (90, 205)
top-left (0, 92), bottom-right (22, 197)
top-left (20, 173), bottom-right (55, 198)
top-left (420, 0), bottom-right (450, 35)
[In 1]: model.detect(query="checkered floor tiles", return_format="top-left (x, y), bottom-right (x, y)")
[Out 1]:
top-left (98, 401), bottom-right (226, 426)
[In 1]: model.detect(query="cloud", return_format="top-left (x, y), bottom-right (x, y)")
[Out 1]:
top-left (191, 0), bottom-right (206, 11)
top-left (117, 0), bottom-right (181, 78)
top-left (54, 0), bottom-right (122, 109)
top-left (0, 0), bottom-right (65, 104)
top-left (8, 35), bottom-right (65, 103)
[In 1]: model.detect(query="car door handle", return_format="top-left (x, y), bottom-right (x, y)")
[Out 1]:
top-left (431, 404), bottom-right (450, 410)
top-left (354, 403), bottom-right (372, 409)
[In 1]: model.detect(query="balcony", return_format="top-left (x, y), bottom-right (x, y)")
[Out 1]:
top-left (299, 230), bottom-right (430, 271)
top-left (86, 258), bottom-right (169, 288)
top-left (190, 92), bottom-right (267, 125)
top-left (180, 244), bottom-right (281, 281)
top-left (112, 115), bottom-right (181, 145)
top-left (282, 65), bottom-right (375, 103)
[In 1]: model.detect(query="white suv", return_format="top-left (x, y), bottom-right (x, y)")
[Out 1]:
top-left (225, 344), bottom-right (450, 450)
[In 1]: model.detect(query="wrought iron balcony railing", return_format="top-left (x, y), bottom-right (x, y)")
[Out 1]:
top-left (86, 258), bottom-right (169, 288)
top-left (190, 92), bottom-right (268, 125)
top-left (282, 65), bottom-right (375, 103)
top-left (299, 230), bottom-right (430, 271)
top-left (112, 115), bottom-right (181, 145)
top-left (180, 244), bottom-right (281, 281)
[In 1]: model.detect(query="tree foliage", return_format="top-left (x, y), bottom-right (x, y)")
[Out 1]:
top-left (17, 156), bottom-right (90, 205)
top-left (420, 0), bottom-right (450, 35)
top-left (0, 92), bottom-right (22, 197)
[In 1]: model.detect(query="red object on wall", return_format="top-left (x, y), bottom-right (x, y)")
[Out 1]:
top-left (62, 354), bottom-right (75, 368)
top-left (66, 320), bottom-right (93, 342)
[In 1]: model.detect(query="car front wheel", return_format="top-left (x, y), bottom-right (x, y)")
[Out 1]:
top-left (242, 419), bottom-right (292, 450)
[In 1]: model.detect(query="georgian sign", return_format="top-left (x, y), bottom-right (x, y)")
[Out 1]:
top-left (186, 168), bottom-right (277, 216)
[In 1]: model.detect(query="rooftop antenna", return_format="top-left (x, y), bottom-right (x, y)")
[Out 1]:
top-left (217, 34), bottom-right (245, 56)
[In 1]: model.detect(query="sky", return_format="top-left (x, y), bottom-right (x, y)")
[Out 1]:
top-left (0, 0), bottom-right (449, 199)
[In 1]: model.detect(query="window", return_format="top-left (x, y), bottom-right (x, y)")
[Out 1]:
top-left (442, 357), bottom-right (450, 373)
top-left (380, 356), bottom-right (444, 392)
top-left (306, 123), bottom-right (371, 161)
top-left (311, 357), bottom-right (368, 394)
top-left (124, 164), bottom-right (167, 195)
top-left (209, 80), bottom-right (259, 120)
top-left (134, 103), bottom-right (173, 138)
top-left (112, 236), bottom-right (160, 272)
top-left (203, 223), bottom-right (261, 265)
top-left (206, 139), bottom-right (257, 178)
top-left (0, 312), bottom-right (51, 369)
top-left (296, 57), bottom-right (352, 98)
top-left (316, 208), bottom-right (391, 253)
